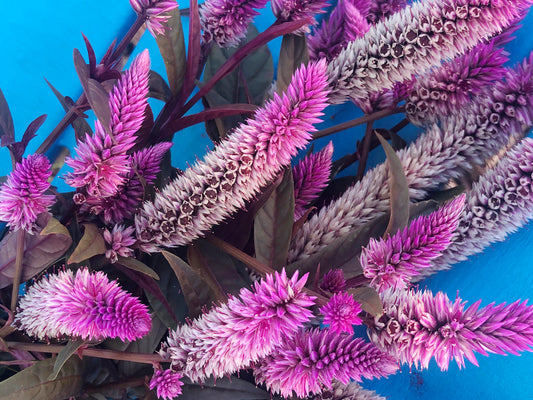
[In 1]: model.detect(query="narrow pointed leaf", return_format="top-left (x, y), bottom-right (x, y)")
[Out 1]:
top-left (116, 256), bottom-right (160, 280)
top-left (48, 338), bottom-right (87, 380)
top-left (67, 223), bottom-right (106, 265)
top-left (149, 70), bottom-right (172, 102)
top-left (86, 79), bottom-right (111, 133)
top-left (181, 0), bottom-right (201, 102)
top-left (73, 48), bottom-right (90, 92)
top-left (0, 88), bottom-right (15, 146)
top-left (277, 33), bottom-right (309, 94)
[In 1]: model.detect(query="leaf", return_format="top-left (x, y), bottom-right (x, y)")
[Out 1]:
top-left (254, 168), bottom-right (295, 268)
top-left (155, 7), bottom-right (186, 96)
top-left (48, 339), bottom-right (87, 380)
top-left (181, 0), bottom-right (201, 101)
top-left (116, 256), bottom-right (160, 280)
top-left (276, 33), bottom-right (309, 94)
top-left (148, 70), bottom-right (172, 102)
top-left (0, 88), bottom-right (15, 147)
top-left (86, 79), bottom-right (111, 133)
top-left (0, 356), bottom-right (83, 400)
top-left (0, 214), bottom-right (72, 289)
top-left (348, 286), bottom-right (383, 317)
top-left (67, 223), bottom-right (106, 265)
top-left (375, 132), bottom-right (409, 237)
top-left (180, 376), bottom-right (271, 400)
top-left (7, 114), bottom-right (47, 163)
top-left (73, 48), bottom-right (90, 93)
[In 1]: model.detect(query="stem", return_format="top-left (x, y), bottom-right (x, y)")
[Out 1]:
top-left (391, 117), bottom-right (409, 133)
top-left (109, 14), bottom-right (146, 66)
top-left (312, 106), bottom-right (404, 140)
top-left (345, 274), bottom-right (370, 288)
top-left (6, 342), bottom-right (168, 364)
top-left (355, 121), bottom-right (374, 182)
top-left (10, 230), bottom-right (25, 311)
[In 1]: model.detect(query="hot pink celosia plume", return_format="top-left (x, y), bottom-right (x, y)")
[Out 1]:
top-left (0, 154), bottom-right (55, 233)
top-left (319, 292), bottom-right (362, 333)
top-left (162, 269), bottom-right (315, 382)
top-left (129, 0), bottom-right (179, 36)
top-left (149, 369), bottom-right (184, 400)
top-left (15, 268), bottom-right (151, 341)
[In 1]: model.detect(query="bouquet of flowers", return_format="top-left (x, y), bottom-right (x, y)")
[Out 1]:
top-left (1, 0), bottom-right (533, 398)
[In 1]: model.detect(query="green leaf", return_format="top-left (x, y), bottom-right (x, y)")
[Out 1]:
top-left (254, 168), bottom-right (295, 268)
top-left (67, 223), bottom-right (106, 265)
top-left (0, 88), bottom-right (15, 146)
top-left (375, 132), bottom-right (410, 237)
top-left (348, 286), bottom-right (383, 317)
top-left (116, 256), bottom-right (160, 280)
top-left (48, 339), bottom-right (87, 380)
top-left (0, 356), bottom-right (83, 400)
top-left (155, 7), bottom-right (186, 96)
top-left (276, 33), bottom-right (309, 94)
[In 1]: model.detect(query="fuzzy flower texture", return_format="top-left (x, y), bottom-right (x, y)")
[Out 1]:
top-left (15, 268), bottom-right (151, 341)
top-left (129, 0), bottom-right (179, 36)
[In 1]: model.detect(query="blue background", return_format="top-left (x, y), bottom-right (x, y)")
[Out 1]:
top-left (1, 2), bottom-right (533, 399)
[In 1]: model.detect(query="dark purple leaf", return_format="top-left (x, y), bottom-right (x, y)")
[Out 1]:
top-left (8, 114), bottom-right (47, 163)
top-left (0, 88), bottom-right (15, 147)
top-left (116, 256), bottom-right (159, 280)
top-left (170, 104), bottom-right (257, 132)
top-left (277, 33), bottom-right (309, 94)
top-left (148, 70), bottom-right (172, 102)
top-left (49, 338), bottom-right (88, 380)
top-left (67, 223), bottom-right (106, 265)
top-left (181, 0), bottom-right (201, 103)
top-left (180, 376), bottom-right (271, 400)
top-left (82, 33), bottom-right (97, 77)
top-left (348, 286), bottom-right (383, 316)
top-left (86, 79), bottom-right (111, 133)
top-left (73, 48), bottom-right (90, 93)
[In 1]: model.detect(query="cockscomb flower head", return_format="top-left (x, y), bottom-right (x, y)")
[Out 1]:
top-left (319, 292), bottom-right (362, 333)
top-left (293, 142), bottom-right (333, 220)
top-left (361, 195), bottom-right (465, 292)
top-left (15, 268), bottom-right (151, 341)
top-left (0, 154), bottom-right (55, 233)
top-left (103, 225), bottom-right (136, 263)
top-left (163, 269), bottom-right (315, 382)
top-left (129, 0), bottom-right (179, 36)
top-left (255, 327), bottom-right (398, 398)
top-left (149, 368), bottom-right (184, 400)
top-left (320, 268), bottom-right (347, 293)
top-left (272, 0), bottom-right (329, 34)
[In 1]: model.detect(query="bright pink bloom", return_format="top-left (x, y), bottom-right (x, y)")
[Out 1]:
top-left (15, 268), bottom-right (151, 341)
top-left (320, 268), bottom-right (347, 293)
top-left (163, 269), bottom-right (315, 382)
top-left (149, 369), bottom-right (184, 400)
top-left (255, 327), bottom-right (398, 397)
top-left (135, 61), bottom-right (330, 252)
top-left (319, 292), bottom-right (362, 333)
top-left (361, 195), bottom-right (465, 292)
top-left (0, 154), bottom-right (55, 233)
top-left (103, 225), bottom-right (137, 263)
top-left (271, 0), bottom-right (329, 33)
top-left (369, 289), bottom-right (533, 370)
top-left (293, 142), bottom-right (333, 220)
top-left (129, 0), bottom-right (179, 36)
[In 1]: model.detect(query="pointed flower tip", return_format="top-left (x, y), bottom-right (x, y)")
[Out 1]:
top-left (150, 369), bottom-right (184, 400)
top-left (320, 292), bottom-right (363, 333)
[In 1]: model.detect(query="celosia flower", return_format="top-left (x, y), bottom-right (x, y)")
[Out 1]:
top-left (327, 0), bottom-right (532, 103)
top-left (319, 292), bottom-right (362, 333)
top-left (271, 0), bottom-right (329, 34)
top-left (368, 288), bottom-right (533, 370)
top-left (255, 327), bottom-right (398, 398)
top-left (149, 369), bottom-right (184, 400)
top-left (199, 0), bottom-right (269, 47)
top-left (320, 268), bottom-right (346, 293)
top-left (103, 225), bottom-right (137, 263)
top-left (0, 154), bottom-right (55, 233)
top-left (15, 268), bottom-right (151, 341)
top-left (288, 52), bottom-right (533, 263)
top-left (293, 142), bottom-right (333, 220)
top-left (163, 269), bottom-right (315, 382)
top-left (135, 60), bottom-right (330, 252)
top-left (310, 381), bottom-right (387, 400)
top-left (361, 195), bottom-right (465, 292)
top-left (129, 0), bottom-right (179, 36)
top-left (366, 0), bottom-right (407, 23)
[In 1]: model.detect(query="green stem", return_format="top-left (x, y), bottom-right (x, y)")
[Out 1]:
top-left (10, 230), bottom-right (25, 311)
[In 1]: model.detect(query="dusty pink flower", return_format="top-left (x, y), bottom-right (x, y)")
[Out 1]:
top-left (361, 195), bottom-right (465, 292)
top-left (15, 268), bottom-right (151, 341)
top-left (320, 268), bottom-right (347, 293)
top-left (129, 0), bottom-right (179, 36)
top-left (135, 60), bottom-right (330, 252)
top-left (103, 225), bottom-right (137, 263)
top-left (255, 327), bottom-right (398, 398)
top-left (149, 369), bottom-right (184, 400)
top-left (163, 269), bottom-right (315, 382)
top-left (319, 292), bottom-right (362, 333)
top-left (293, 142), bottom-right (333, 220)
top-left (271, 0), bottom-right (329, 33)
top-left (369, 289), bottom-right (533, 370)
top-left (0, 154), bottom-right (55, 233)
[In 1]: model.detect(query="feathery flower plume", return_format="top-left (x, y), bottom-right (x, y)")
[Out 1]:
top-left (0, 154), bottom-right (55, 233)
top-left (368, 288), bottom-right (533, 370)
top-left (361, 195), bottom-right (465, 292)
top-left (255, 327), bottom-right (398, 398)
top-left (103, 225), bottom-right (136, 263)
top-left (309, 381), bottom-right (386, 400)
top-left (288, 52), bottom-right (533, 263)
top-left (163, 269), bottom-right (315, 382)
top-left (320, 269), bottom-right (347, 293)
top-left (129, 0), bottom-right (179, 36)
top-left (200, 0), bottom-right (269, 47)
top-left (15, 268), bottom-right (151, 341)
top-left (319, 292), bottom-right (362, 333)
top-left (135, 60), bottom-right (330, 252)
top-left (327, 0), bottom-right (533, 103)
top-left (293, 142), bottom-right (333, 220)
top-left (271, 0), bottom-right (329, 34)
top-left (366, 0), bottom-right (407, 23)
top-left (149, 369), bottom-right (184, 400)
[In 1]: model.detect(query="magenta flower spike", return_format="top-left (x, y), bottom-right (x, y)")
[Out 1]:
top-left (0, 154), bottom-right (55, 233)
top-left (320, 268), bottom-right (347, 293)
top-left (129, 0), bottom-right (179, 36)
top-left (328, 0), bottom-right (533, 103)
top-left (200, 0), bottom-right (269, 47)
top-left (103, 225), bottom-right (137, 263)
top-left (255, 327), bottom-right (398, 398)
top-left (271, 0), bottom-right (329, 33)
top-left (149, 369), bottom-right (184, 400)
top-left (369, 288), bottom-right (533, 371)
top-left (361, 195), bottom-right (465, 292)
top-left (293, 142), bottom-right (333, 220)
top-left (15, 268), bottom-right (151, 341)
top-left (162, 269), bottom-right (315, 382)
top-left (319, 292), bottom-right (363, 333)
top-left (135, 60), bottom-right (330, 252)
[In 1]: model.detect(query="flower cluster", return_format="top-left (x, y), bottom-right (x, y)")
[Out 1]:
top-left (129, 0), bottom-right (179, 36)
top-left (103, 225), bottom-right (136, 263)
top-left (149, 369), bottom-right (184, 400)
top-left (319, 292), bottom-right (362, 333)
top-left (271, 0), bottom-right (329, 33)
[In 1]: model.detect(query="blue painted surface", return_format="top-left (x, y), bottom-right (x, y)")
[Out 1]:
top-left (1, 2), bottom-right (533, 399)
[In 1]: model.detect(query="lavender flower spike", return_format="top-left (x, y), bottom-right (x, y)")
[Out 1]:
top-left (293, 141), bottom-right (333, 220)
top-left (149, 369), bottom-right (184, 400)
top-left (328, 0), bottom-right (533, 103)
top-left (0, 154), bottom-right (55, 233)
top-left (15, 268), bottom-right (151, 341)
top-left (163, 269), bottom-right (315, 382)
top-left (271, 0), bottom-right (329, 34)
top-left (311, 381), bottom-right (387, 400)
top-left (369, 288), bottom-right (533, 371)
top-left (361, 194), bottom-right (465, 292)
top-left (255, 328), bottom-right (398, 398)
top-left (129, 0), bottom-right (179, 36)
top-left (135, 60), bottom-right (330, 252)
